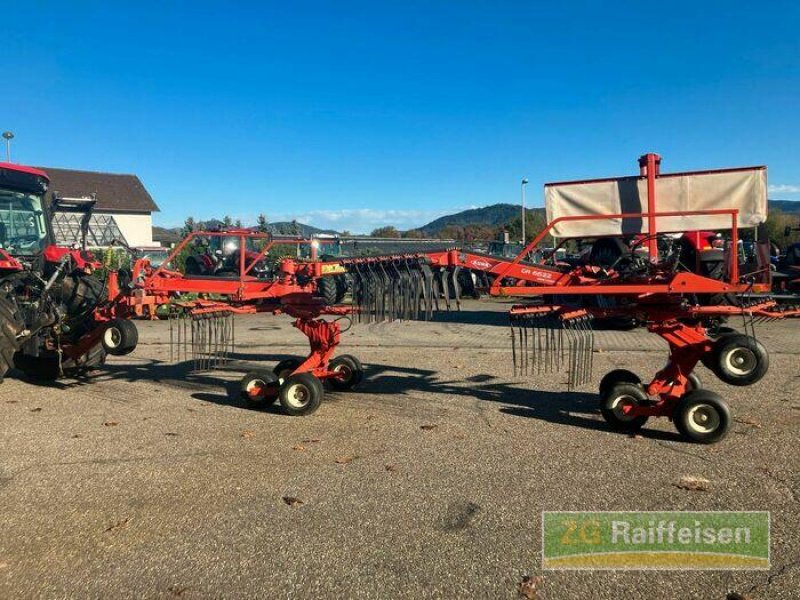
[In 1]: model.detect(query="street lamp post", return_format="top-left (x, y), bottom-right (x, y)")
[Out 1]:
top-left (2, 132), bottom-right (13, 162)
top-left (520, 177), bottom-right (529, 244)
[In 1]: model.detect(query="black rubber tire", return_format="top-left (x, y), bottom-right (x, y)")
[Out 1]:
top-left (600, 382), bottom-right (650, 431)
top-left (13, 352), bottom-right (60, 380)
top-left (62, 344), bottom-right (107, 376)
top-left (240, 369), bottom-right (278, 408)
top-left (184, 256), bottom-right (203, 275)
top-left (13, 344), bottom-right (107, 381)
top-left (61, 274), bottom-right (105, 315)
top-left (685, 372), bottom-right (702, 392)
top-left (709, 334), bottom-right (769, 386)
top-left (101, 319), bottom-right (139, 356)
top-left (317, 277), bottom-right (339, 305)
top-left (334, 275), bottom-right (348, 303)
top-left (0, 294), bottom-right (24, 381)
top-left (673, 389), bottom-right (731, 444)
top-left (599, 369), bottom-right (641, 396)
top-left (273, 358), bottom-right (302, 384)
top-left (590, 238), bottom-right (629, 270)
top-left (327, 355), bottom-right (364, 391)
top-left (279, 372), bottom-right (324, 416)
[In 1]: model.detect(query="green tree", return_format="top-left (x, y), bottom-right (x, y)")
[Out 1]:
top-left (234, 218), bottom-right (243, 228)
top-left (370, 226), bottom-right (401, 238)
top-left (439, 225), bottom-right (465, 240)
top-left (223, 215), bottom-right (233, 227)
top-left (182, 217), bottom-right (196, 236)
top-left (257, 214), bottom-right (269, 233)
top-left (402, 229), bottom-right (425, 239)
top-left (507, 209), bottom-right (551, 246)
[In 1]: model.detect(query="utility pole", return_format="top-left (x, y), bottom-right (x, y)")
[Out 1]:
top-left (520, 177), bottom-right (529, 244)
top-left (2, 131), bottom-right (13, 162)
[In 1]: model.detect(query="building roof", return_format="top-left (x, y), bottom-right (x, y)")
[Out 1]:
top-left (36, 166), bottom-right (160, 213)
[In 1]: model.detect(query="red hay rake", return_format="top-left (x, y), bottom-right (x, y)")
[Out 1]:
top-left (338, 153), bottom-right (799, 443)
top-left (80, 152), bottom-right (797, 441)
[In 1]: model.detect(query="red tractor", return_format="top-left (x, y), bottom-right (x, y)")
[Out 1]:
top-left (0, 162), bottom-right (139, 381)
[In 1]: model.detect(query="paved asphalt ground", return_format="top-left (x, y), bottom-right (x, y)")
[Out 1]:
top-left (1, 299), bottom-right (798, 599)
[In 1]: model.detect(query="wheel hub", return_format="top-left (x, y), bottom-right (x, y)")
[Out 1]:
top-left (725, 347), bottom-right (756, 376)
top-left (611, 394), bottom-right (638, 422)
top-left (286, 383), bottom-right (310, 408)
top-left (687, 404), bottom-right (720, 434)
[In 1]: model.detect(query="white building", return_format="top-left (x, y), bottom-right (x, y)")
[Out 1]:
top-left (38, 166), bottom-right (160, 248)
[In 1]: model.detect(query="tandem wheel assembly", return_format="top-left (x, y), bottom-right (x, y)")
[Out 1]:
top-left (239, 354), bottom-right (365, 417)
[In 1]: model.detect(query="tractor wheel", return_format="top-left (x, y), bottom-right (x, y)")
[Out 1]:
top-left (62, 274), bottom-right (105, 315)
top-left (317, 277), bottom-right (339, 305)
top-left (599, 369), bottom-right (641, 396)
top-left (709, 334), bottom-right (769, 386)
top-left (674, 390), bottom-right (731, 444)
top-left (334, 275), bottom-right (348, 303)
top-left (62, 344), bottom-right (107, 376)
top-left (240, 369), bottom-right (278, 408)
top-left (279, 373), bottom-right (324, 416)
top-left (327, 354), bottom-right (364, 391)
top-left (600, 382), bottom-right (650, 431)
top-left (13, 353), bottom-right (61, 380)
top-left (102, 319), bottom-right (139, 356)
top-left (589, 238), bottom-right (629, 270)
top-left (13, 344), bottom-right (107, 381)
top-left (0, 295), bottom-right (24, 381)
top-left (273, 358), bottom-right (302, 384)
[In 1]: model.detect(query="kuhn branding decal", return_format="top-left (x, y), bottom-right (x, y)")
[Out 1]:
top-left (470, 259), bottom-right (492, 269)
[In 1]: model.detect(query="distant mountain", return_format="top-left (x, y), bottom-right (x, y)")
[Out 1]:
top-left (769, 200), bottom-right (800, 214)
top-left (419, 203), bottom-right (543, 235)
top-left (418, 200), bottom-right (800, 236)
top-left (266, 221), bottom-right (338, 236)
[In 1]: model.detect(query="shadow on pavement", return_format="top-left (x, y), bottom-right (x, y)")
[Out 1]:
top-left (359, 363), bottom-right (682, 442)
top-left (16, 351), bottom-right (682, 441)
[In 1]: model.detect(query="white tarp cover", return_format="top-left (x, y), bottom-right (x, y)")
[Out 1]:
top-left (544, 167), bottom-right (767, 238)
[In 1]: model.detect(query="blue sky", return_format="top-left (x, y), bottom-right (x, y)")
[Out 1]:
top-left (4, 1), bottom-right (800, 232)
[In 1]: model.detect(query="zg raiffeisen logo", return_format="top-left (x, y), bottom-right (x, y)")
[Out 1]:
top-left (542, 511), bottom-right (769, 570)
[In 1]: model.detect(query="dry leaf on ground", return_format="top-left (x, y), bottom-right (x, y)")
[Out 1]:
top-left (105, 517), bottom-right (130, 532)
top-left (241, 430), bottom-right (255, 439)
top-left (168, 585), bottom-right (188, 596)
top-left (519, 575), bottom-right (544, 599)
top-left (282, 496), bottom-right (304, 507)
top-left (103, 421), bottom-right (119, 427)
top-left (385, 464), bottom-right (397, 472)
top-left (420, 424), bottom-right (438, 431)
top-left (335, 456), bottom-right (354, 465)
top-left (734, 417), bottom-right (762, 428)
top-left (292, 445), bottom-right (307, 452)
top-left (673, 476), bottom-right (711, 492)
top-left (30, 407), bottom-right (42, 412)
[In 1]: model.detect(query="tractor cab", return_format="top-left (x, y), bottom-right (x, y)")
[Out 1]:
top-left (0, 163), bottom-right (100, 274)
top-left (0, 163), bottom-right (53, 265)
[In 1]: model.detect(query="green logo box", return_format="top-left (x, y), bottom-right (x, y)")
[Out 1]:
top-left (542, 511), bottom-right (770, 570)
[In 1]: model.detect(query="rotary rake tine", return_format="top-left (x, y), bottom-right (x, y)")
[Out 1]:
top-left (420, 262), bottom-right (435, 320)
top-left (451, 266), bottom-right (462, 311)
top-left (344, 256), bottom-right (451, 323)
top-left (167, 308), bottom-right (237, 372)
top-left (440, 267), bottom-right (451, 311)
top-left (509, 307), bottom-right (593, 389)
